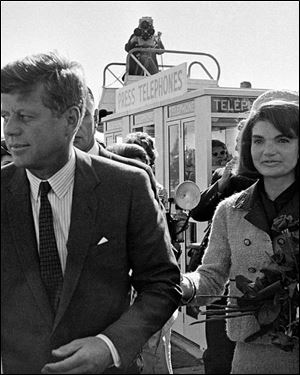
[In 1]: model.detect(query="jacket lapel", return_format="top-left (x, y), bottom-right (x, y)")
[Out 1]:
top-left (233, 181), bottom-right (270, 234)
top-left (7, 169), bottom-right (54, 327)
top-left (53, 150), bottom-right (100, 330)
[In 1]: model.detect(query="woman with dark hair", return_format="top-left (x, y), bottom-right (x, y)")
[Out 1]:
top-left (238, 100), bottom-right (299, 179)
top-left (181, 100), bottom-right (299, 373)
top-left (106, 143), bottom-right (149, 165)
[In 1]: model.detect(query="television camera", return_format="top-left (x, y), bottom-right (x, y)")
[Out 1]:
top-left (134, 19), bottom-right (155, 41)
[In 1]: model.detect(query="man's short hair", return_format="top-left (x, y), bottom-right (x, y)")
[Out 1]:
top-left (1, 51), bottom-right (87, 119)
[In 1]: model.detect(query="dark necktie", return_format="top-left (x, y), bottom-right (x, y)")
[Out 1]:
top-left (39, 181), bottom-right (63, 312)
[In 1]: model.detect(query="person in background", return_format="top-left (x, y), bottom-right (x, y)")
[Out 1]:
top-left (73, 87), bottom-right (105, 154)
top-left (124, 131), bottom-right (182, 261)
top-left (74, 88), bottom-right (160, 204)
top-left (124, 131), bottom-right (168, 209)
top-left (181, 100), bottom-right (299, 373)
top-left (1, 51), bottom-right (181, 374)
top-left (106, 143), bottom-right (149, 165)
top-left (125, 16), bottom-right (164, 76)
top-left (1, 139), bottom-right (13, 167)
top-left (211, 139), bottom-right (231, 173)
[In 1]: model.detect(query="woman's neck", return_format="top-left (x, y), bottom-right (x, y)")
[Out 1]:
top-left (263, 174), bottom-right (296, 201)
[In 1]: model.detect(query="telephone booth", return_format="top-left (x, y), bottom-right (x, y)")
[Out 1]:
top-left (98, 51), bottom-right (267, 353)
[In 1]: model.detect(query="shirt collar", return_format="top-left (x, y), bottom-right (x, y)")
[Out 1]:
top-left (26, 149), bottom-right (76, 201)
top-left (87, 140), bottom-right (99, 156)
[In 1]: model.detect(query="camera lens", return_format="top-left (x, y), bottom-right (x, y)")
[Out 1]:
top-left (134, 28), bottom-right (142, 36)
top-left (148, 28), bottom-right (154, 36)
top-left (141, 30), bottom-right (149, 40)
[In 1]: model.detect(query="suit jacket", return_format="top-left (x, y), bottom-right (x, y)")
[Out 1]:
top-left (189, 181), bottom-right (299, 347)
top-left (1, 148), bottom-right (181, 374)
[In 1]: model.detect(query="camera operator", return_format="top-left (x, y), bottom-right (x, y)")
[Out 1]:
top-left (125, 16), bottom-right (164, 76)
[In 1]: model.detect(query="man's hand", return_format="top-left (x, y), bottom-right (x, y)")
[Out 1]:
top-left (41, 337), bottom-right (113, 374)
top-left (218, 156), bottom-right (238, 193)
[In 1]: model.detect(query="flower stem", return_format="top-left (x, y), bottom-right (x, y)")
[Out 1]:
top-left (190, 311), bottom-right (255, 325)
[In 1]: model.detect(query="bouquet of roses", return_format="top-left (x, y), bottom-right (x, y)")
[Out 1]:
top-left (191, 214), bottom-right (299, 351)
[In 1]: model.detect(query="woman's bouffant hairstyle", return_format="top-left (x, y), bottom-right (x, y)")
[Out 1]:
top-left (106, 143), bottom-right (149, 165)
top-left (1, 51), bottom-right (87, 119)
top-left (237, 100), bottom-right (299, 179)
top-left (124, 132), bottom-right (158, 167)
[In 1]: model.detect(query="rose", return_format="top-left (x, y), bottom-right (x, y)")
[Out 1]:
top-left (272, 214), bottom-right (299, 233)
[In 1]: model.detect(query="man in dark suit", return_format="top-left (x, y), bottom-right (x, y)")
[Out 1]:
top-left (1, 51), bottom-right (181, 374)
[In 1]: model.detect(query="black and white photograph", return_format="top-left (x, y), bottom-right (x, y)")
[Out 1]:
top-left (1, 1), bottom-right (299, 374)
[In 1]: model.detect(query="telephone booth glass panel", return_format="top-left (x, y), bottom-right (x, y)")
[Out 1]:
top-left (183, 121), bottom-right (196, 182)
top-left (168, 125), bottom-right (180, 197)
top-left (211, 118), bottom-right (240, 175)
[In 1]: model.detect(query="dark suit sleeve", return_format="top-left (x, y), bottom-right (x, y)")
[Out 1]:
top-left (102, 168), bottom-right (181, 368)
top-left (125, 34), bottom-right (138, 52)
top-left (191, 172), bottom-right (257, 222)
top-left (190, 169), bottom-right (224, 222)
top-left (191, 181), bottom-right (221, 221)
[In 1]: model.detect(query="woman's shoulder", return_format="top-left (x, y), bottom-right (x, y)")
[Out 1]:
top-left (218, 190), bottom-right (246, 208)
top-left (216, 181), bottom-right (258, 213)
top-left (214, 189), bottom-right (251, 217)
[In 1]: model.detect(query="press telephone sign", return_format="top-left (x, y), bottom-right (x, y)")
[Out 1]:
top-left (211, 97), bottom-right (257, 113)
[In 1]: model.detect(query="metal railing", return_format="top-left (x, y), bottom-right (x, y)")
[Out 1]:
top-left (102, 61), bottom-right (174, 88)
top-left (126, 48), bottom-right (221, 80)
top-left (102, 49), bottom-right (221, 88)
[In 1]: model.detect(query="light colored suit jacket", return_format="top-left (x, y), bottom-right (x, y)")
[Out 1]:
top-left (1, 148), bottom-right (181, 374)
top-left (189, 181), bottom-right (299, 345)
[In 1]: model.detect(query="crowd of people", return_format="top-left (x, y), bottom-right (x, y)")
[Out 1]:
top-left (1, 47), bottom-right (299, 375)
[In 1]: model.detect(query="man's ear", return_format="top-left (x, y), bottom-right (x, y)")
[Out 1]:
top-left (64, 106), bottom-right (81, 136)
top-left (94, 109), bottom-right (98, 127)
